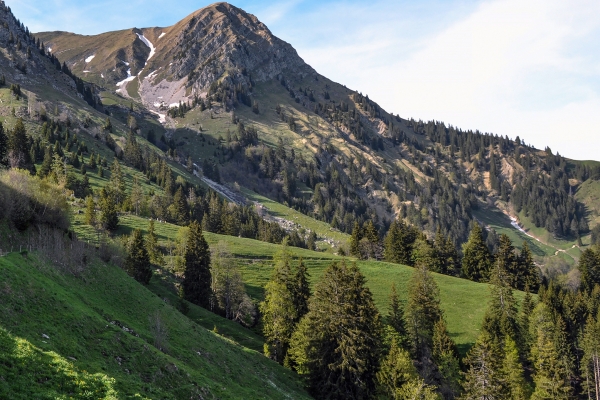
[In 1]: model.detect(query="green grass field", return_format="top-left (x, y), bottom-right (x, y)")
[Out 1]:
top-left (0, 252), bottom-right (310, 399)
top-left (70, 211), bottom-right (526, 353)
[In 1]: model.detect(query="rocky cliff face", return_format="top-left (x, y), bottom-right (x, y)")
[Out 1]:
top-left (165, 2), bottom-right (312, 91)
top-left (37, 2), bottom-right (314, 109)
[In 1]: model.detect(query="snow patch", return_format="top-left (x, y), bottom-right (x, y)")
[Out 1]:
top-left (149, 110), bottom-right (166, 124)
top-left (85, 55), bottom-right (95, 63)
top-left (83, 70), bottom-right (91, 73)
top-left (169, 103), bottom-right (180, 108)
top-left (122, 60), bottom-right (130, 66)
top-left (158, 32), bottom-right (166, 39)
top-left (136, 33), bottom-right (156, 64)
top-left (101, 73), bottom-right (104, 78)
top-left (116, 69), bottom-right (136, 93)
top-left (47, 48), bottom-right (52, 53)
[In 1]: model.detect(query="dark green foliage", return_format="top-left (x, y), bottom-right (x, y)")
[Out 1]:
top-left (124, 229), bottom-right (152, 284)
top-left (288, 260), bottom-right (382, 399)
top-left (461, 332), bottom-right (506, 399)
top-left (292, 258), bottom-right (310, 323)
top-left (99, 186), bottom-right (119, 231)
top-left (84, 195), bottom-right (96, 226)
top-left (406, 265), bottom-right (443, 357)
top-left (579, 247), bottom-right (600, 293)
top-left (182, 221), bottom-right (212, 308)
top-left (7, 118), bottom-right (35, 173)
top-left (461, 223), bottom-right (492, 282)
top-left (387, 284), bottom-right (408, 349)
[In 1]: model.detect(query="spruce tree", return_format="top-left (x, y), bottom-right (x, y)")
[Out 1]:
top-left (292, 257), bottom-right (310, 323)
top-left (502, 337), bottom-right (530, 399)
top-left (461, 223), bottom-right (492, 282)
top-left (461, 332), bottom-right (506, 399)
top-left (288, 260), bottom-right (382, 399)
top-left (377, 338), bottom-right (431, 399)
top-left (432, 318), bottom-right (461, 397)
top-left (8, 118), bottom-right (34, 173)
top-left (260, 243), bottom-right (296, 364)
top-left (387, 283), bottom-right (409, 350)
top-left (99, 186), bottom-right (119, 231)
top-left (84, 195), bottom-right (96, 226)
top-left (579, 248), bottom-right (600, 293)
top-left (124, 229), bottom-right (152, 284)
top-left (406, 265), bottom-right (443, 357)
top-left (146, 219), bottom-right (163, 265)
top-left (182, 221), bottom-right (212, 308)
top-left (518, 241), bottom-right (540, 291)
top-left (349, 221), bottom-right (362, 257)
top-left (581, 313), bottom-right (600, 399)
top-left (529, 303), bottom-right (572, 399)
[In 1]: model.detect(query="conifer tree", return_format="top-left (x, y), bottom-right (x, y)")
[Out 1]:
top-left (518, 241), bottom-right (540, 291)
top-left (406, 265), bottom-right (443, 357)
top-left (387, 283), bottom-right (409, 350)
top-left (581, 313), bottom-right (600, 400)
top-left (579, 247), bottom-right (600, 293)
top-left (461, 332), bottom-right (506, 399)
top-left (292, 257), bottom-right (310, 323)
top-left (529, 303), bottom-right (572, 399)
top-left (146, 219), bottom-right (163, 265)
top-left (432, 318), bottom-right (461, 396)
top-left (99, 186), bottom-right (119, 231)
top-left (502, 336), bottom-right (530, 399)
top-left (461, 223), bottom-right (492, 282)
top-left (182, 221), bottom-right (212, 308)
top-left (84, 195), bottom-right (96, 226)
top-left (481, 264), bottom-right (520, 345)
top-left (260, 246), bottom-right (296, 364)
top-left (109, 159), bottom-right (125, 206)
top-left (8, 118), bottom-right (34, 173)
top-left (124, 229), bottom-right (152, 284)
top-left (349, 221), bottom-right (362, 257)
top-left (288, 260), bottom-right (382, 399)
top-left (169, 186), bottom-right (189, 225)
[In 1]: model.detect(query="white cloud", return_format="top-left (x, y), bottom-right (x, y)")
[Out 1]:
top-left (287, 0), bottom-right (600, 160)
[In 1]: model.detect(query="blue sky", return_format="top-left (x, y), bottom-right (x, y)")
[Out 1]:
top-left (9, 0), bottom-right (600, 160)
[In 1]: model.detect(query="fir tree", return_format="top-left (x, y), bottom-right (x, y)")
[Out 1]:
top-left (518, 241), bottom-right (540, 291)
top-left (461, 223), bottom-right (492, 282)
top-left (182, 221), bottom-right (212, 308)
top-left (288, 260), bottom-right (382, 399)
top-left (579, 247), bottom-right (600, 293)
top-left (292, 257), bottom-right (310, 323)
top-left (84, 195), bottom-right (96, 226)
top-left (146, 219), bottom-right (163, 265)
top-left (349, 221), bottom-right (362, 257)
top-left (99, 186), bottom-right (119, 231)
top-left (432, 318), bottom-right (461, 397)
top-left (406, 265), bottom-right (443, 357)
top-left (8, 118), bottom-right (34, 173)
top-left (502, 336), bottom-right (530, 399)
top-left (387, 283), bottom-right (409, 350)
top-left (124, 229), bottom-right (152, 284)
top-left (581, 313), bottom-right (600, 400)
top-left (461, 332), bottom-right (506, 399)
top-left (260, 245), bottom-right (296, 364)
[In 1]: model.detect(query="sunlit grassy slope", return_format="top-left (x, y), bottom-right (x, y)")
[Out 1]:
top-left (0, 252), bottom-right (310, 399)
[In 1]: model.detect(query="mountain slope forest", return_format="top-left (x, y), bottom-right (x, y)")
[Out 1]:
top-left (1, 0), bottom-right (600, 398)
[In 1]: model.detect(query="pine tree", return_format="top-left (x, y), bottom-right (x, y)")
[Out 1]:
top-left (182, 221), bottom-right (212, 308)
top-left (461, 223), bottom-right (492, 282)
top-left (350, 221), bottom-right (362, 257)
top-left (406, 265), bottom-right (443, 357)
top-left (481, 264), bottom-right (520, 345)
top-left (377, 338), bottom-right (424, 399)
top-left (124, 229), bottom-right (152, 284)
top-left (579, 248), bottom-right (600, 293)
top-left (503, 336), bottom-right (530, 399)
top-left (260, 246), bottom-right (296, 364)
top-left (461, 332), bottom-right (507, 399)
top-left (387, 283), bottom-right (409, 350)
top-left (84, 195), bottom-right (96, 226)
top-left (109, 159), bottom-right (125, 206)
top-left (432, 318), bottom-right (461, 397)
top-left (529, 303), bottom-right (572, 399)
top-left (288, 260), bottom-right (382, 399)
top-left (518, 241), bottom-right (540, 291)
top-left (99, 186), bottom-right (119, 231)
top-left (8, 118), bottom-right (34, 173)
top-left (292, 257), bottom-right (310, 323)
top-left (146, 219), bottom-right (163, 265)
top-left (169, 186), bottom-right (189, 225)
top-left (581, 313), bottom-right (600, 400)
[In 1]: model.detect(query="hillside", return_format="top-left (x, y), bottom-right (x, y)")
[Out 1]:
top-left (36, 2), bottom-right (600, 268)
top-left (0, 251), bottom-right (311, 399)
